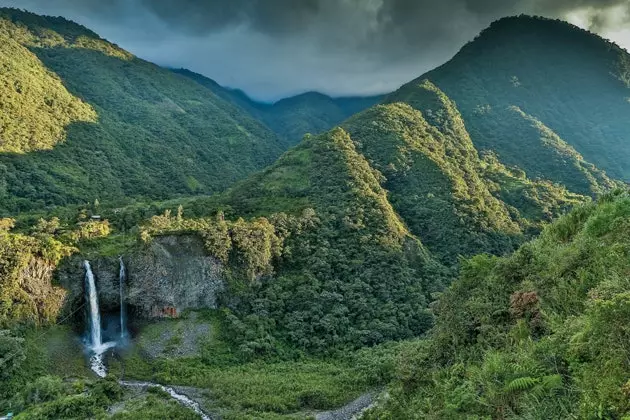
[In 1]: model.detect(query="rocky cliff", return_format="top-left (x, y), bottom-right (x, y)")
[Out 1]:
top-left (58, 235), bottom-right (225, 321)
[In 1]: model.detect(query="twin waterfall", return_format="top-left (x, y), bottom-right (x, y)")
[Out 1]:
top-left (82, 259), bottom-right (211, 419)
top-left (83, 259), bottom-right (126, 377)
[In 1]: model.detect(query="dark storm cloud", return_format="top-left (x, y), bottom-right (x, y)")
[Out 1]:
top-left (1, 0), bottom-right (629, 99)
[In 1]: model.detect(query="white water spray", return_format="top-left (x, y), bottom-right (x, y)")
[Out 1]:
top-left (82, 260), bottom-right (211, 417)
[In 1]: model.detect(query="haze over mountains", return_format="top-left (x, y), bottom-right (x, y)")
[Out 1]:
top-left (2, 6), bottom-right (630, 419)
top-left (172, 68), bottom-right (383, 143)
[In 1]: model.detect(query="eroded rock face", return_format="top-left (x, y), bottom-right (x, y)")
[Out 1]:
top-left (127, 235), bottom-right (224, 318)
top-left (58, 235), bottom-right (225, 320)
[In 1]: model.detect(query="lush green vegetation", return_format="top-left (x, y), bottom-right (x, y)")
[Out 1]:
top-left (132, 77), bottom-right (599, 358)
top-left (0, 216), bottom-right (111, 328)
top-left (174, 68), bottom-right (382, 144)
top-left (0, 8), bottom-right (286, 214)
top-left (345, 81), bottom-right (589, 262)
top-left (3, 11), bottom-right (630, 419)
top-left (365, 190), bottom-right (630, 419)
top-left (414, 15), bottom-right (630, 187)
top-left (107, 310), bottom-right (400, 419)
top-left (140, 128), bottom-right (448, 355)
top-left (0, 16), bottom-right (96, 154)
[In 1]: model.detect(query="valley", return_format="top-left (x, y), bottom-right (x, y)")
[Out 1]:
top-left (1, 6), bottom-right (630, 420)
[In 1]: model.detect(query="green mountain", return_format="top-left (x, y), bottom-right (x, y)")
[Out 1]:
top-left (3, 12), bottom-right (630, 419)
top-left (0, 8), bottom-right (287, 214)
top-left (344, 80), bottom-right (589, 262)
top-left (173, 68), bottom-right (383, 143)
top-left (414, 15), bottom-right (630, 192)
top-left (366, 189), bottom-right (630, 419)
top-left (130, 127), bottom-right (448, 354)
top-left (155, 81), bottom-right (590, 353)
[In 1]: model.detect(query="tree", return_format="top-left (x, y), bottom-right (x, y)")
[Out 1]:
top-left (0, 330), bottom-right (25, 380)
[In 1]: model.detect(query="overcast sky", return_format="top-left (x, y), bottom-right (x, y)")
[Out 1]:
top-left (1, 0), bottom-right (629, 101)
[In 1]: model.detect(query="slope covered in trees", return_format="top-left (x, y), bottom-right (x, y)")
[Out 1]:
top-left (139, 81), bottom-right (597, 356)
top-left (181, 81), bottom-right (589, 265)
top-left (0, 8), bottom-right (287, 214)
top-left (173, 68), bottom-right (383, 144)
top-left (414, 15), bottom-right (630, 190)
top-left (366, 189), bottom-right (630, 419)
top-left (344, 80), bottom-right (590, 262)
top-left (142, 128), bottom-right (448, 354)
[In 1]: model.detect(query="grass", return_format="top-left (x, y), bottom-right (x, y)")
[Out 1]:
top-left (112, 311), bottom-right (380, 419)
top-left (24, 325), bottom-right (91, 379)
top-left (78, 233), bottom-right (139, 258)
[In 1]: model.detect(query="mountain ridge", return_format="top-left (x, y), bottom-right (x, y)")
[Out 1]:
top-left (0, 7), bottom-right (287, 214)
top-left (411, 14), bottom-right (630, 189)
top-left (172, 68), bottom-right (384, 143)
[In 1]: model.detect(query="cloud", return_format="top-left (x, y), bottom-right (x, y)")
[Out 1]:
top-left (0, 0), bottom-right (629, 100)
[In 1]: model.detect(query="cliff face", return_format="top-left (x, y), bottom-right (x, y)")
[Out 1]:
top-left (58, 235), bottom-right (225, 320)
top-left (127, 235), bottom-right (224, 318)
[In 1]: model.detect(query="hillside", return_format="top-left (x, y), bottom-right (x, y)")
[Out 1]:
top-left (344, 80), bottom-right (590, 261)
top-left (2, 12), bottom-right (630, 419)
top-left (173, 68), bottom-right (383, 143)
top-left (142, 128), bottom-right (449, 353)
top-left (411, 15), bottom-right (630, 191)
top-left (136, 81), bottom-right (590, 268)
top-left (366, 189), bottom-right (630, 419)
top-left (0, 8), bottom-right (287, 214)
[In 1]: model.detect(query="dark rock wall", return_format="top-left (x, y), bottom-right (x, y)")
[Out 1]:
top-left (57, 235), bottom-right (225, 320)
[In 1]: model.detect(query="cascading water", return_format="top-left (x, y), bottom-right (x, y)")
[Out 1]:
top-left (84, 260), bottom-right (114, 378)
top-left (84, 260), bottom-right (102, 349)
top-left (119, 256), bottom-right (127, 339)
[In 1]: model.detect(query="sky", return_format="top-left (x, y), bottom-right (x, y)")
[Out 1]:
top-left (1, 0), bottom-right (629, 101)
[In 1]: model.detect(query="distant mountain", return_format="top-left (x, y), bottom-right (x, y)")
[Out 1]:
top-left (413, 15), bottom-right (630, 192)
top-left (173, 68), bottom-right (383, 143)
top-left (0, 8), bottom-right (287, 214)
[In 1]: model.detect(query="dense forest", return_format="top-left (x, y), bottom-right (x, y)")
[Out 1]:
top-left (0, 8), bottom-right (286, 214)
top-left (365, 189), bottom-right (630, 419)
top-left (1, 9), bottom-right (630, 419)
top-left (419, 15), bottom-right (630, 189)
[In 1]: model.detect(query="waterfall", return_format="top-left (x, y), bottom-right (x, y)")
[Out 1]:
top-left (119, 256), bottom-right (127, 339)
top-left (84, 260), bottom-right (102, 349)
top-left (84, 260), bottom-right (115, 378)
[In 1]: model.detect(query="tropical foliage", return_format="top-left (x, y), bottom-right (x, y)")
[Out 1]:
top-left (366, 190), bottom-right (630, 419)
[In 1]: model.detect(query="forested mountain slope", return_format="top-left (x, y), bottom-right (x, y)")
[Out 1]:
top-left (344, 80), bottom-right (589, 261)
top-left (0, 8), bottom-right (286, 214)
top-left (141, 128), bottom-right (448, 353)
top-left (366, 189), bottom-right (630, 419)
top-left (173, 68), bottom-right (383, 143)
top-left (150, 80), bottom-right (593, 354)
top-left (155, 81), bottom-right (590, 267)
top-left (413, 15), bottom-right (630, 191)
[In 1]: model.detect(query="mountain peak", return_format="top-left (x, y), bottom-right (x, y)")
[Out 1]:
top-left (0, 7), bottom-right (101, 42)
top-left (463, 14), bottom-right (626, 55)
